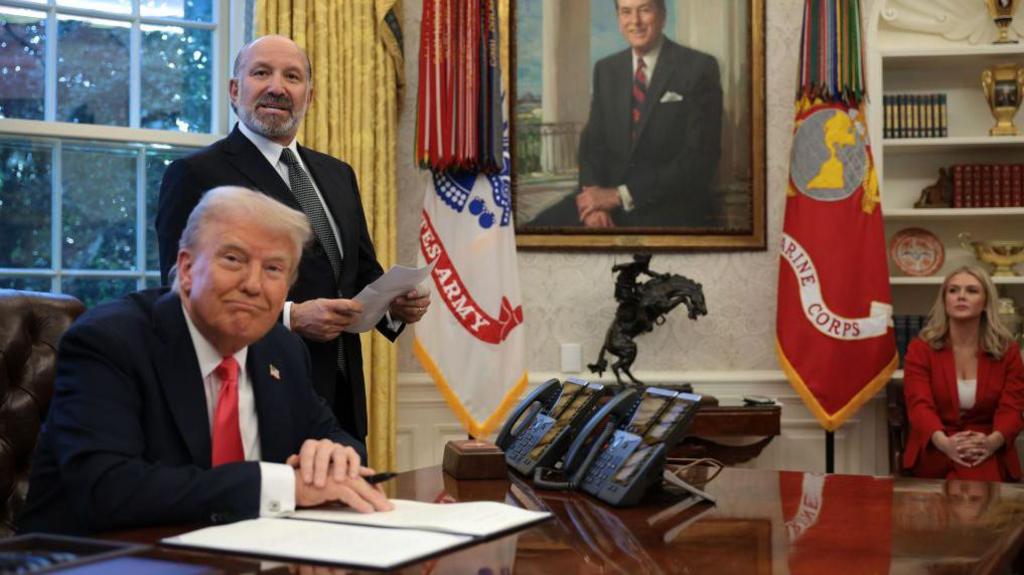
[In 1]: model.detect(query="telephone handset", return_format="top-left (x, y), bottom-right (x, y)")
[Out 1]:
top-left (562, 387), bottom-right (704, 507)
top-left (495, 377), bottom-right (607, 476)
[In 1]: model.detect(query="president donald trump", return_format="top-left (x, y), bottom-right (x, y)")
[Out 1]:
top-left (19, 186), bottom-right (392, 535)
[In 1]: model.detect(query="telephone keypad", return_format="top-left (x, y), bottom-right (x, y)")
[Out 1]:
top-left (507, 416), bottom-right (555, 473)
top-left (581, 431), bottom-right (641, 493)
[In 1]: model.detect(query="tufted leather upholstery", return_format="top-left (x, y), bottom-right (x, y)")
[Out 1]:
top-left (0, 290), bottom-right (84, 535)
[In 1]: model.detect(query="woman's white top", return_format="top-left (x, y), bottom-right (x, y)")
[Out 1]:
top-left (958, 378), bottom-right (977, 411)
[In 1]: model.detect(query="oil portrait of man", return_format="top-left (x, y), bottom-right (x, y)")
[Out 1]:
top-left (513, 0), bottom-right (764, 250)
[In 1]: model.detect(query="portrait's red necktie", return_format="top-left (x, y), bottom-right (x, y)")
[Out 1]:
top-left (632, 57), bottom-right (647, 141)
top-left (211, 356), bottom-right (244, 466)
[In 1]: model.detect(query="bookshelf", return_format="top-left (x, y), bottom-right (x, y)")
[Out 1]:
top-left (866, 1), bottom-right (1024, 321)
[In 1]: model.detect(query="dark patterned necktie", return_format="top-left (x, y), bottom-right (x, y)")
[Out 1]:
top-left (632, 57), bottom-right (647, 142)
top-left (279, 148), bottom-right (347, 375)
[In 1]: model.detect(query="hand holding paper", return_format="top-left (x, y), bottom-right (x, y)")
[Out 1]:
top-left (290, 298), bottom-right (363, 342)
top-left (345, 261), bottom-right (436, 333)
top-left (389, 287), bottom-right (432, 325)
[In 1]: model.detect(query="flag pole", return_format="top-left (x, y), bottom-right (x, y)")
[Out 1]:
top-left (825, 431), bottom-right (835, 473)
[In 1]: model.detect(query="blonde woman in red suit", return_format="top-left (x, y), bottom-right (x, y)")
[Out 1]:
top-left (903, 265), bottom-right (1024, 481)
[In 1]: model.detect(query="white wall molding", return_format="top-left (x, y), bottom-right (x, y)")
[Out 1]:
top-left (396, 369), bottom-right (891, 476)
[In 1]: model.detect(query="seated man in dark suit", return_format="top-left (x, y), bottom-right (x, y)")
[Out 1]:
top-left (530, 0), bottom-right (722, 228)
top-left (18, 186), bottom-right (392, 535)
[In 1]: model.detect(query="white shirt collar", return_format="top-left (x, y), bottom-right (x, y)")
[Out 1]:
top-left (237, 121), bottom-right (301, 168)
top-left (634, 37), bottom-right (664, 75)
top-left (181, 303), bottom-right (248, 380)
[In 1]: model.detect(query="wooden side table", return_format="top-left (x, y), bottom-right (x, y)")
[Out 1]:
top-left (674, 403), bottom-right (782, 465)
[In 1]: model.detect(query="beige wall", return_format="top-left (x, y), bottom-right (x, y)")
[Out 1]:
top-left (393, 0), bottom-right (806, 376)
top-left (388, 0), bottom-right (903, 474)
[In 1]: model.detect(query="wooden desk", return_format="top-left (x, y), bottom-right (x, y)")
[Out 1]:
top-left (679, 403), bottom-right (782, 464)
top-left (106, 466), bottom-right (1024, 574)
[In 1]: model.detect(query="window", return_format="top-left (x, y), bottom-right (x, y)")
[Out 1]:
top-left (0, 0), bottom-right (233, 308)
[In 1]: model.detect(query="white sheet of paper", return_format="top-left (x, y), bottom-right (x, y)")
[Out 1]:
top-left (345, 260), bottom-right (436, 333)
top-left (163, 517), bottom-right (471, 570)
top-left (292, 499), bottom-right (551, 536)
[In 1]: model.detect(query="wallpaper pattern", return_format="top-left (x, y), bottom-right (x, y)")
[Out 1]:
top-left (394, 0), bottom-right (814, 375)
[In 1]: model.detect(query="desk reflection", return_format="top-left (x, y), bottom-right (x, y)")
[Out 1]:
top-left (103, 466), bottom-right (1024, 574)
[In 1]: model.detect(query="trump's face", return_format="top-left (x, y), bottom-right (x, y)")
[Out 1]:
top-left (616, 0), bottom-right (665, 55)
top-left (177, 213), bottom-right (296, 356)
top-left (230, 35), bottom-right (313, 145)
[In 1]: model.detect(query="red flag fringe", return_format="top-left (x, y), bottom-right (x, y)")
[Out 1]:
top-left (416, 0), bottom-right (503, 173)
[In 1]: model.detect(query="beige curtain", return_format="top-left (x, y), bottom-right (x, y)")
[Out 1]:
top-left (256, 0), bottom-right (404, 472)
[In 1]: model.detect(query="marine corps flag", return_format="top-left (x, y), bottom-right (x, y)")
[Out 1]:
top-left (776, 0), bottom-right (897, 431)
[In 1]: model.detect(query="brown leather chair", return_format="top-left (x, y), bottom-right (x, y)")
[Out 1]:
top-left (886, 379), bottom-right (910, 476)
top-left (0, 290), bottom-right (85, 535)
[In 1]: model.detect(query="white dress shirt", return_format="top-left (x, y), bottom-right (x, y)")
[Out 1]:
top-left (183, 306), bottom-right (295, 516)
top-left (957, 378), bottom-right (977, 411)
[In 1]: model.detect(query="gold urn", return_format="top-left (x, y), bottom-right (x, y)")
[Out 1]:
top-left (982, 63), bottom-right (1024, 136)
top-left (959, 232), bottom-right (1024, 276)
top-left (997, 297), bottom-right (1023, 344)
top-left (986, 0), bottom-right (1020, 44)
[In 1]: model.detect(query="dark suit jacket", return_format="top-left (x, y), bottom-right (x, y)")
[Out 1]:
top-left (578, 38), bottom-right (722, 227)
top-left (18, 289), bottom-right (357, 535)
top-left (156, 126), bottom-right (400, 439)
top-left (903, 337), bottom-right (1024, 480)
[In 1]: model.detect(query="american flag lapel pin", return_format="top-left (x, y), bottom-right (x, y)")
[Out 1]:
top-left (269, 364), bottom-right (281, 380)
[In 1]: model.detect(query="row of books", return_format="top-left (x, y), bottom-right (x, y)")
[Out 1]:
top-left (951, 164), bottom-right (1024, 208)
top-left (883, 93), bottom-right (948, 139)
top-left (894, 315), bottom-right (928, 368)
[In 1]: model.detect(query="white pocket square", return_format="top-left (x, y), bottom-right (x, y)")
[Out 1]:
top-left (660, 91), bottom-right (684, 103)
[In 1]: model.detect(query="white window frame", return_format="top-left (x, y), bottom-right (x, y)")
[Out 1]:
top-left (0, 0), bottom-right (246, 295)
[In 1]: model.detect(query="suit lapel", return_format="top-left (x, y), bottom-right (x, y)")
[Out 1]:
top-left (152, 292), bottom-right (212, 466)
top-left (249, 337), bottom-right (293, 463)
top-left (974, 349), bottom-right (992, 413)
top-left (223, 126), bottom-right (301, 212)
top-left (938, 346), bottom-right (960, 415)
top-left (610, 51), bottom-right (633, 155)
top-left (300, 147), bottom-right (354, 279)
top-left (635, 40), bottom-right (679, 146)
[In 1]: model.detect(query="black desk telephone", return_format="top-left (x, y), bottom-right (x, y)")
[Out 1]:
top-left (494, 377), bottom-right (608, 476)
top-left (557, 386), bottom-right (704, 507)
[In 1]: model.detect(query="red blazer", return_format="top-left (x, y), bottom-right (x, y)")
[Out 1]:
top-left (903, 337), bottom-right (1024, 480)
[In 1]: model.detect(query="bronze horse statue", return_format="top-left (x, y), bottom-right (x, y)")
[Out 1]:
top-left (588, 270), bottom-right (707, 388)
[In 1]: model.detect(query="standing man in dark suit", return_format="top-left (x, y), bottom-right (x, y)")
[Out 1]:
top-left (20, 187), bottom-right (392, 535)
top-left (530, 0), bottom-right (722, 228)
top-left (157, 35), bottom-right (430, 445)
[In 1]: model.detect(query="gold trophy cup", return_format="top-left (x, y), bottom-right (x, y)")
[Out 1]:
top-left (986, 0), bottom-right (1020, 44)
top-left (981, 63), bottom-right (1024, 136)
top-left (959, 232), bottom-right (1024, 276)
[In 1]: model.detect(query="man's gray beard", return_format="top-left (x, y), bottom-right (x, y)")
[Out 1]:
top-left (238, 106), bottom-right (302, 139)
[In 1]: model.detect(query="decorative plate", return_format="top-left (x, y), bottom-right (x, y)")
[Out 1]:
top-left (890, 227), bottom-right (944, 277)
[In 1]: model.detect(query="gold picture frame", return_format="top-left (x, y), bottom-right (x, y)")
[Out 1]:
top-left (511, 0), bottom-right (766, 251)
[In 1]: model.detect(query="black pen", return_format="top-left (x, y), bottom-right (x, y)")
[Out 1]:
top-left (366, 471), bottom-right (398, 485)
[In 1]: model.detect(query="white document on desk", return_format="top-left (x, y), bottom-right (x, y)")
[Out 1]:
top-left (162, 499), bottom-right (550, 570)
top-left (292, 499), bottom-right (551, 536)
top-left (163, 517), bottom-right (471, 570)
top-left (344, 260), bottom-right (436, 333)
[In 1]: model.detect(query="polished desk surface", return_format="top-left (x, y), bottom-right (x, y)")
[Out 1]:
top-left (107, 466), bottom-right (1024, 574)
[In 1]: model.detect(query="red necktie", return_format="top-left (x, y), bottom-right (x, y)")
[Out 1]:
top-left (212, 356), bottom-right (244, 466)
top-left (632, 57), bottom-right (647, 141)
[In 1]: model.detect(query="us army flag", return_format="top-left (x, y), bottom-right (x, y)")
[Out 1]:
top-left (776, 0), bottom-right (897, 431)
top-left (413, 136), bottom-right (527, 438)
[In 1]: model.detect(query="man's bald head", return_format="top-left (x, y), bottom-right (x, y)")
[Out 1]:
top-left (232, 34), bottom-right (312, 85)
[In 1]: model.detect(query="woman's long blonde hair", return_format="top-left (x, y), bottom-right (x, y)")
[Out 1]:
top-left (918, 265), bottom-right (1014, 358)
